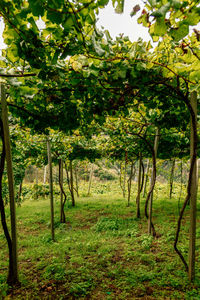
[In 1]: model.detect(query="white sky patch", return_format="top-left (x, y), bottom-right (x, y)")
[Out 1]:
top-left (0, 18), bottom-right (6, 54)
top-left (97, 1), bottom-right (151, 42)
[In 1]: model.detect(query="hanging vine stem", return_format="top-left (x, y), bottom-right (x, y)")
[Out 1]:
top-left (173, 93), bottom-right (198, 272)
top-left (160, 80), bottom-right (198, 272)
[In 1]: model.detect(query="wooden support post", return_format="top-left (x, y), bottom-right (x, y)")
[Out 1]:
top-left (188, 91), bottom-right (198, 281)
top-left (1, 83), bottom-right (19, 282)
top-left (47, 138), bottom-right (55, 241)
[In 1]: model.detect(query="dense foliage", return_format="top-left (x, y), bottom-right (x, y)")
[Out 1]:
top-left (0, 0), bottom-right (199, 296)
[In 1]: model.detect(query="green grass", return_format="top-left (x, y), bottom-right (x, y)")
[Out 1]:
top-left (0, 180), bottom-right (200, 299)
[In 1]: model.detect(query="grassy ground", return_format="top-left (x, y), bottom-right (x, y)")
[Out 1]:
top-left (0, 180), bottom-right (200, 299)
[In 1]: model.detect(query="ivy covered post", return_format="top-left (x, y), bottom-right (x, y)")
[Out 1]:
top-left (1, 83), bottom-right (19, 284)
top-left (188, 91), bottom-right (198, 281)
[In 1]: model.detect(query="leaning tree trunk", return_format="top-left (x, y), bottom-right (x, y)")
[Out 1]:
top-left (47, 138), bottom-right (55, 242)
top-left (1, 83), bottom-right (19, 285)
top-left (169, 158), bottom-right (176, 199)
top-left (136, 153), bottom-right (142, 218)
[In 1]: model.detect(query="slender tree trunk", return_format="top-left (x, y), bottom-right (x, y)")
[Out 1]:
top-left (188, 91), bottom-right (198, 281)
top-left (143, 159), bottom-right (150, 197)
top-left (74, 164), bottom-right (79, 197)
top-left (148, 128), bottom-right (159, 236)
top-left (65, 161), bottom-right (76, 207)
top-left (169, 158), bottom-right (176, 199)
top-left (43, 165), bottom-right (47, 184)
top-left (127, 162), bottom-right (135, 207)
top-left (87, 164), bottom-right (94, 196)
top-left (119, 160), bottom-right (127, 198)
top-left (1, 84), bottom-right (19, 285)
top-left (59, 159), bottom-right (66, 223)
top-left (47, 138), bottom-right (55, 241)
top-left (140, 160), bottom-right (145, 193)
top-left (136, 153), bottom-right (142, 218)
